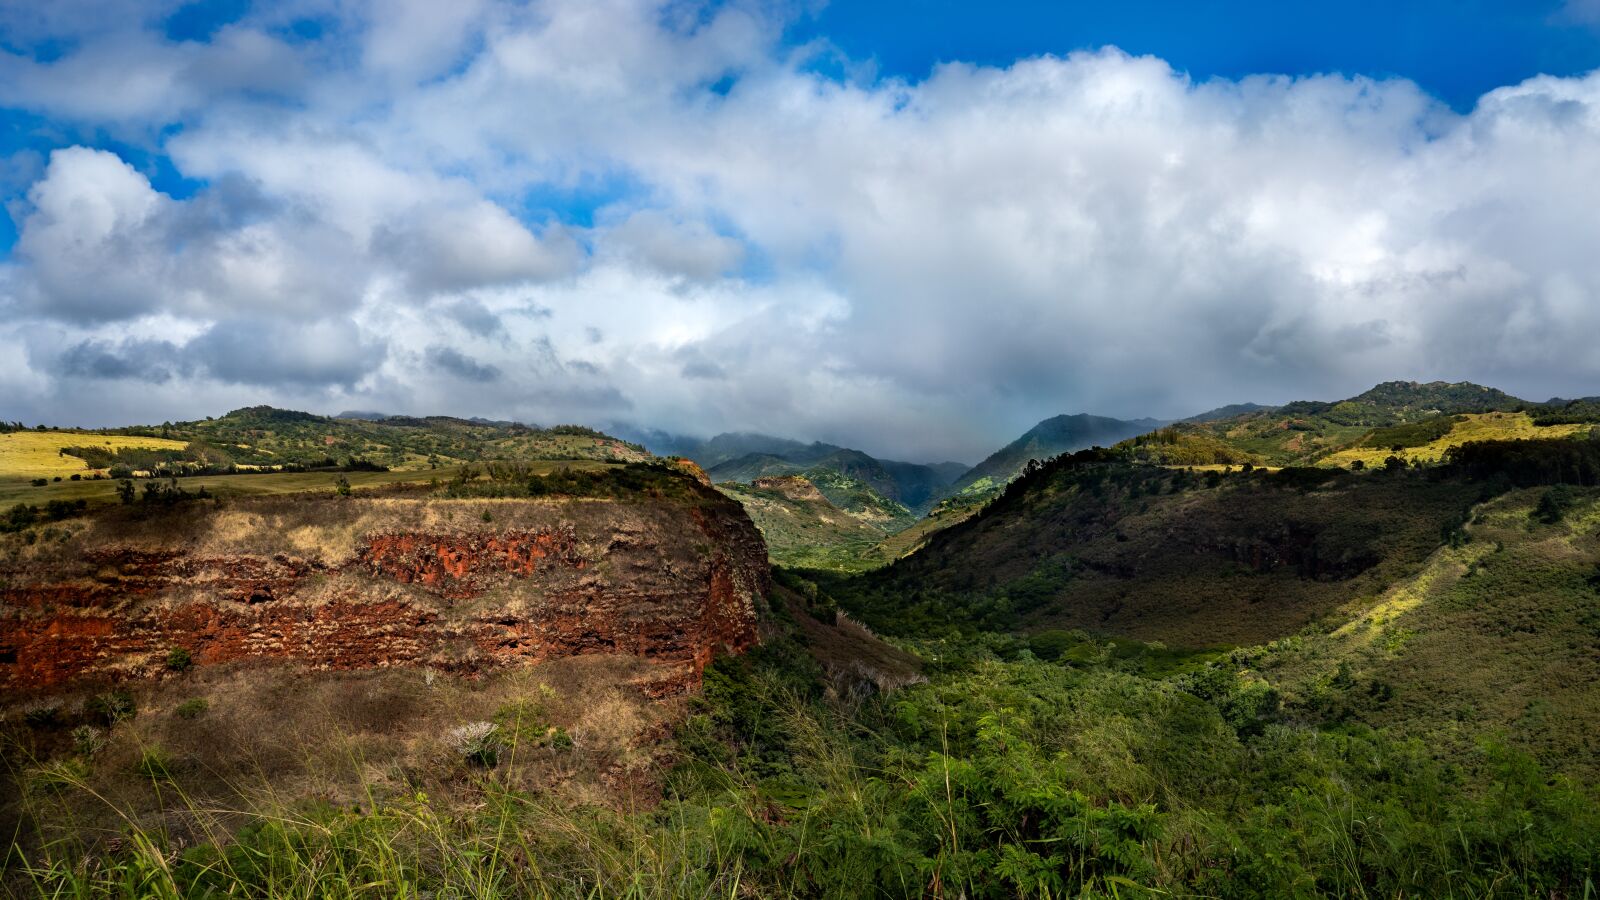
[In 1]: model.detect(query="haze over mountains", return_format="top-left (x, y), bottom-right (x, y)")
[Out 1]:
top-left (622, 411), bottom-right (1164, 517)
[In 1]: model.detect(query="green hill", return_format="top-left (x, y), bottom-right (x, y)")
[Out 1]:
top-left (837, 454), bottom-right (1483, 647)
top-left (716, 475), bottom-right (896, 571)
top-left (1127, 381), bottom-right (1537, 467)
top-left (703, 443), bottom-right (965, 515)
top-left (947, 413), bottom-right (1162, 501)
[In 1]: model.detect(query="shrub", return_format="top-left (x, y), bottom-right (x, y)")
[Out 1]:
top-left (71, 725), bottom-right (106, 757)
top-left (23, 702), bottom-right (61, 727)
top-left (446, 722), bottom-right (501, 767)
top-left (492, 700), bottom-right (551, 751)
top-left (88, 690), bottom-right (136, 725)
top-left (30, 478), bottom-right (46, 487)
top-left (135, 746), bottom-right (174, 780)
top-left (1531, 486), bottom-right (1578, 525)
top-left (166, 647), bottom-right (193, 672)
top-left (175, 698), bottom-right (209, 720)
top-left (334, 475), bottom-right (352, 497)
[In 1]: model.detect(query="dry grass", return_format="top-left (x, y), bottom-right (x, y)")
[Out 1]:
top-left (1, 655), bottom-right (683, 854)
top-left (0, 432), bottom-right (190, 479)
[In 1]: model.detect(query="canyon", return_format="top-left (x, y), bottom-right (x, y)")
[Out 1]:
top-left (0, 485), bottom-right (769, 696)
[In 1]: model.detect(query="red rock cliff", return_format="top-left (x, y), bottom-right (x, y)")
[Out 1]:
top-left (0, 488), bottom-right (768, 694)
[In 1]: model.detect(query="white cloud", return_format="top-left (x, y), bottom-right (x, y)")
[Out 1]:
top-left (2, 1), bottom-right (1599, 460)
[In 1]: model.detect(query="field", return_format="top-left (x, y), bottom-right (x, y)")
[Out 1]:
top-left (0, 432), bottom-right (192, 479)
top-left (1318, 412), bottom-right (1592, 468)
top-left (0, 461), bottom-right (614, 508)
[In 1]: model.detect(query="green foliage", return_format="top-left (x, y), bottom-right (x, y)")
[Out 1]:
top-left (1365, 414), bottom-right (1456, 449)
top-left (134, 746), bottom-right (175, 781)
top-left (165, 647), bottom-right (193, 672)
top-left (1532, 485), bottom-right (1580, 524)
top-left (1530, 397), bottom-right (1600, 426)
top-left (1443, 435), bottom-right (1600, 486)
top-left (3, 498), bottom-right (87, 533)
top-left (174, 698), bottom-right (209, 720)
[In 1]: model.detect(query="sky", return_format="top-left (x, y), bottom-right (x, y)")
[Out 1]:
top-left (2, 1), bottom-right (1600, 463)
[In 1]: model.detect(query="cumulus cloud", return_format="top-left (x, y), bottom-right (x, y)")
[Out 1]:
top-left (1, 0), bottom-right (1599, 460)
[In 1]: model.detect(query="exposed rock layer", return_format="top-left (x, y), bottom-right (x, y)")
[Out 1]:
top-left (0, 489), bottom-right (768, 694)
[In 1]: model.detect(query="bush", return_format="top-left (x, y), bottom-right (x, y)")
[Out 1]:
top-left (88, 690), bottom-right (136, 725)
top-left (1531, 486), bottom-right (1579, 525)
top-left (71, 725), bottom-right (106, 757)
top-left (446, 722), bottom-right (501, 767)
top-left (166, 647), bottom-right (193, 672)
top-left (23, 702), bottom-right (61, 727)
top-left (175, 698), bottom-right (209, 720)
top-left (135, 746), bottom-right (174, 781)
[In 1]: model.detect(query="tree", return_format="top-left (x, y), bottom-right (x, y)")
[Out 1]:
top-left (117, 479), bottom-right (136, 505)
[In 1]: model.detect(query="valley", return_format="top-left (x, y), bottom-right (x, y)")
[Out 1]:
top-left (3, 380), bottom-right (1599, 897)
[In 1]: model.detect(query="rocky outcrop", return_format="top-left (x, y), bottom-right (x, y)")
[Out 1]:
top-left (752, 475), bottom-right (825, 503)
top-left (0, 487), bottom-right (768, 695)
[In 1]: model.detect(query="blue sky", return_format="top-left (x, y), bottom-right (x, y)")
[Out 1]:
top-left (1, 1), bottom-right (1599, 458)
top-left (793, 1), bottom-right (1600, 112)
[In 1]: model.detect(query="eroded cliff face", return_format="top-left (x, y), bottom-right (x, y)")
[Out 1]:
top-left (0, 488), bottom-right (768, 695)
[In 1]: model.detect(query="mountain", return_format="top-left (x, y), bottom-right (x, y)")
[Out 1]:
top-left (1182, 401), bottom-right (1274, 423)
top-left (948, 413), bottom-right (1163, 498)
top-left (1122, 381), bottom-right (1546, 467)
top-left (689, 434), bottom-right (967, 516)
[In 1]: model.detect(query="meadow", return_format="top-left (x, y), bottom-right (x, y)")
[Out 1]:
top-left (0, 432), bottom-right (192, 480)
top-left (1319, 412), bottom-right (1592, 468)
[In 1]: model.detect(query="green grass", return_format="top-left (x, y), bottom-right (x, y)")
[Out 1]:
top-left (6, 637), bottom-right (1596, 898)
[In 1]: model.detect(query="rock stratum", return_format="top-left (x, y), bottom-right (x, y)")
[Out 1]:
top-left (0, 488), bottom-right (768, 696)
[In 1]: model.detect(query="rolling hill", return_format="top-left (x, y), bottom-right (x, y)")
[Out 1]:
top-left (683, 435), bottom-right (967, 515)
top-left (1120, 381), bottom-right (1590, 467)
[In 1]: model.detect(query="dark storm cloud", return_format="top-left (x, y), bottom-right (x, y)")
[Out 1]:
top-left (52, 338), bottom-right (188, 382)
top-left (425, 345), bottom-right (502, 383)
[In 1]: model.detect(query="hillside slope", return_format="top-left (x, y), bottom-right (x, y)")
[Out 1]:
top-left (840, 460), bottom-right (1482, 647)
top-left (948, 413), bottom-right (1161, 499)
top-left (1125, 381), bottom-right (1547, 467)
top-left (1257, 485), bottom-right (1600, 777)
top-left (716, 475), bottom-right (898, 571)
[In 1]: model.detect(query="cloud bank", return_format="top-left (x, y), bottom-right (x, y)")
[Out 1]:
top-left (1, 0), bottom-right (1599, 460)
